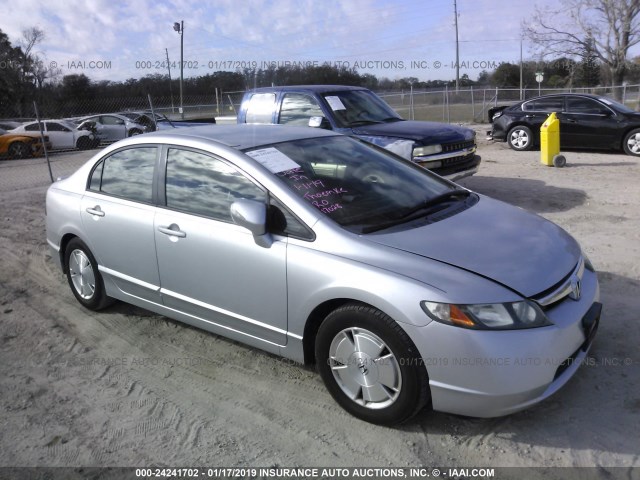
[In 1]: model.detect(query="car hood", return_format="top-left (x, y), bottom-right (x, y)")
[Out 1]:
top-left (364, 196), bottom-right (581, 298)
top-left (351, 120), bottom-right (472, 144)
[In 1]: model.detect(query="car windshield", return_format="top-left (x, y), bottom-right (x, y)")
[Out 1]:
top-left (245, 136), bottom-right (462, 234)
top-left (597, 96), bottom-right (636, 113)
top-left (321, 90), bottom-right (403, 128)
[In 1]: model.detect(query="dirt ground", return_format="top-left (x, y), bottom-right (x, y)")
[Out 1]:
top-left (0, 129), bottom-right (639, 471)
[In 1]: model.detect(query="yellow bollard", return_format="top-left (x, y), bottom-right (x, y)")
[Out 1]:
top-left (540, 112), bottom-right (566, 167)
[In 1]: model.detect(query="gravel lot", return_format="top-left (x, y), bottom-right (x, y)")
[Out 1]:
top-left (0, 130), bottom-right (639, 471)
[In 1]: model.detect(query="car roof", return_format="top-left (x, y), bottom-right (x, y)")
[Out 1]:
top-left (248, 85), bottom-right (368, 94)
top-left (142, 123), bottom-right (341, 150)
top-left (521, 93), bottom-right (608, 102)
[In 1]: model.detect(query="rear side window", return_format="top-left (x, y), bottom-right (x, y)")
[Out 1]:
top-left (523, 97), bottom-right (564, 112)
top-left (165, 148), bottom-right (266, 222)
top-left (90, 147), bottom-right (156, 203)
top-left (244, 93), bottom-right (276, 124)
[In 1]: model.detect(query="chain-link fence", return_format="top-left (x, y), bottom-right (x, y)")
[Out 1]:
top-left (379, 84), bottom-right (640, 123)
top-left (3, 83), bottom-right (640, 170)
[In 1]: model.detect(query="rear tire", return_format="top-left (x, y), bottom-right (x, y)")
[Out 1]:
top-left (76, 137), bottom-right (91, 150)
top-left (507, 125), bottom-right (534, 151)
top-left (315, 303), bottom-right (430, 425)
top-left (64, 238), bottom-right (112, 310)
top-left (128, 128), bottom-right (142, 136)
top-left (623, 128), bottom-right (640, 156)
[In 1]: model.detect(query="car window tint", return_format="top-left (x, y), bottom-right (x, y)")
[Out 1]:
top-left (165, 148), bottom-right (266, 222)
top-left (245, 93), bottom-right (275, 124)
top-left (100, 147), bottom-right (156, 203)
top-left (102, 116), bottom-right (124, 125)
top-left (523, 97), bottom-right (564, 112)
top-left (278, 93), bottom-right (324, 126)
top-left (47, 122), bottom-right (66, 132)
top-left (566, 97), bottom-right (609, 114)
top-left (24, 123), bottom-right (39, 131)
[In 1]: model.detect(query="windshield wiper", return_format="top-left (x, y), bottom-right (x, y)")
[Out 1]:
top-left (379, 116), bottom-right (403, 122)
top-left (361, 189), bottom-right (471, 233)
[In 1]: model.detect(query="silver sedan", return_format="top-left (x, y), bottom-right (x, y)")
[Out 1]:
top-left (46, 125), bottom-right (600, 425)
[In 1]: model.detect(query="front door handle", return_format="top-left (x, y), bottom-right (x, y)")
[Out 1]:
top-left (158, 224), bottom-right (187, 238)
top-left (86, 206), bottom-right (105, 217)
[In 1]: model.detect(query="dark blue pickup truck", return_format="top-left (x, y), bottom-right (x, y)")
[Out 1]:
top-left (237, 85), bottom-right (480, 180)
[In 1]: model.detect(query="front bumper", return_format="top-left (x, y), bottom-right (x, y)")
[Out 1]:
top-left (402, 267), bottom-right (600, 417)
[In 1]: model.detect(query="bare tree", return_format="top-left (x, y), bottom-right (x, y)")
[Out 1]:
top-left (523, 0), bottom-right (640, 96)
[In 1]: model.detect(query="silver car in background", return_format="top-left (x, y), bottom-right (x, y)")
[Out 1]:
top-left (45, 125), bottom-right (600, 425)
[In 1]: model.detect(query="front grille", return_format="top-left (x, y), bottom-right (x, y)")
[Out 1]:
top-left (442, 140), bottom-right (475, 153)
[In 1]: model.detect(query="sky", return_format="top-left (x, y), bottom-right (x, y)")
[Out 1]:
top-left (0, 0), bottom-right (627, 84)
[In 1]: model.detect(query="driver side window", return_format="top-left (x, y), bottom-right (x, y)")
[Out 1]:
top-left (278, 94), bottom-right (324, 126)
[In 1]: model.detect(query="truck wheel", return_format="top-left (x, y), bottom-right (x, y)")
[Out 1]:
top-left (507, 126), bottom-right (533, 151)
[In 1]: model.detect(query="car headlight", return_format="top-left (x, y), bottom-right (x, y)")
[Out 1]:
top-left (421, 300), bottom-right (552, 330)
top-left (492, 111), bottom-right (503, 120)
top-left (413, 144), bottom-right (442, 157)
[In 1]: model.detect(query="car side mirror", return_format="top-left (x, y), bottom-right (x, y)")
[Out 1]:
top-left (308, 116), bottom-right (331, 129)
top-left (230, 199), bottom-right (273, 248)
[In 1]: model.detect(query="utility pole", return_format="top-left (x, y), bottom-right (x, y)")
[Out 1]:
top-left (520, 38), bottom-right (523, 100)
top-left (454, 0), bottom-right (460, 92)
top-left (173, 20), bottom-right (184, 119)
top-left (166, 48), bottom-right (175, 113)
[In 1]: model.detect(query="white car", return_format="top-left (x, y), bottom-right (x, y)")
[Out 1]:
top-left (11, 120), bottom-right (97, 150)
top-left (76, 114), bottom-right (148, 142)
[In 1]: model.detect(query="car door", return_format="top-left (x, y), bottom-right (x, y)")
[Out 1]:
top-left (154, 147), bottom-right (288, 345)
top-left (559, 96), bottom-right (618, 148)
top-left (521, 96), bottom-right (566, 135)
top-left (45, 122), bottom-right (75, 149)
top-left (80, 146), bottom-right (162, 302)
top-left (100, 115), bottom-right (127, 141)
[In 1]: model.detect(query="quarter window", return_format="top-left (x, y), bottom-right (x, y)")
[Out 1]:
top-left (96, 147), bottom-right (156, 203)
top-left (244, 93), bottom-right (276, 124)
top-left (165, 148), bottom-right (266, 222)
top-left (278, 94), bottom-right (324, 126)
top-left (24, 123), bottom-right (39, 131)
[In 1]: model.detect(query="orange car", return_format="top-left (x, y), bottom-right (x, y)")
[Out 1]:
top-left (0, 127), bottom-right (52, 159)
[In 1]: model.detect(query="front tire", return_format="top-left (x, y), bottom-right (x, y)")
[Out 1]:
top-left (623, 128), bottom-right (640, 156)
top-left (8, 141), bottom-right (30, 159)
top-left (507, 125), bottom-right (533, 151)
top-left (64, 238), bottom-right (112, 310)
top-left (315, 303), bottom-right (430, 425)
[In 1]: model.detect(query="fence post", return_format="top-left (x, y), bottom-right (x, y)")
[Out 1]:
top-left (147, 94), bottom-right (158, 130)
top-left (33, 101), bottom-right (54, 183)
top-left (471, 86), bottom-right (475, 122)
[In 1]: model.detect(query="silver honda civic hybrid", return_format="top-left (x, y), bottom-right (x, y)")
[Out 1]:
top-left (46, 124), bottom-right (601, 425)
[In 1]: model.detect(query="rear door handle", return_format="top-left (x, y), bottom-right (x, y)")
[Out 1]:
top-left (158, 224), bottom-right (186, 238)
top-left (86, 206), bottom-right (105, 217)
